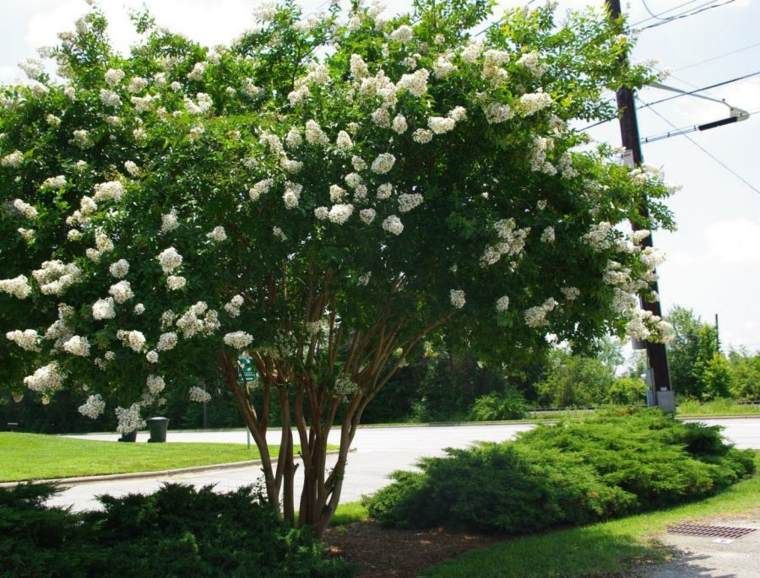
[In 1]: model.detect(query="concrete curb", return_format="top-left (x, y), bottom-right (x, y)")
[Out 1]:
top-left (0, 450), bottom-right (345, 488)
top-left (0, 458), bottom-right (265, 488)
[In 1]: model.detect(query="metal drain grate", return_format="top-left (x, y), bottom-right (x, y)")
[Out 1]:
top-left (667, 524), bottom-right (756, 539)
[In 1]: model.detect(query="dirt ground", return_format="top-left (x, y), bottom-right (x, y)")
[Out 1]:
top-left (325, 521), bottom-right (502, 577)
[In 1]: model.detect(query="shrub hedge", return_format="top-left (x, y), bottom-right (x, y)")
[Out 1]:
top-left (365, 409), bottom-right (755, 533)
top-left (0, 483), bottom-right (351, 578)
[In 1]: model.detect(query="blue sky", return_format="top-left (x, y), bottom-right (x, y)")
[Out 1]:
top-left (2, 0), bottom-right (758, 351)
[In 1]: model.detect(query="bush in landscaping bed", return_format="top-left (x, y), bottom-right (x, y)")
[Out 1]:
top-left (365, 409), bottom-right (755, 534)
top-left (0, 483), bottom-right (351, 578)
top-left (469, 389), bottom-right (529, 421)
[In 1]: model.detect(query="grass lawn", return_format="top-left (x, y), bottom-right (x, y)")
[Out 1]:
top-left (677, 398), bottom-right (760, 417)
top-left (422, 453), bottom-right (760, 577)
top-left (0, 432), bottom-right (279, 482)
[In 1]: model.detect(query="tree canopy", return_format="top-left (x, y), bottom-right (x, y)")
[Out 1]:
top-left (1, 0), bottom-right (674, 530)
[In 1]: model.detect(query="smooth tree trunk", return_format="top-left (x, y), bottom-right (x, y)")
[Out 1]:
top-left (217, 312), bottom-right (451, 536)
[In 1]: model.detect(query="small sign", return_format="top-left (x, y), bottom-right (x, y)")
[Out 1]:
top-left (238, 356), bottom-right (257, 383)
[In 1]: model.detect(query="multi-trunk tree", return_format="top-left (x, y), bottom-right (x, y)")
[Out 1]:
top-left (0, 0), bottom-right (674, 533)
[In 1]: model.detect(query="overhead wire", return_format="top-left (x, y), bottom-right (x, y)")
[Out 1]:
top-left (633, 0), bottom-right (738, 31)
top-left (637, 96), bottom-right (760, 196)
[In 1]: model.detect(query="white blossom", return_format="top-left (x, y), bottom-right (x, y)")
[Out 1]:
top-left (189, 386), bottom-right (212, 403)
top-left (115, 403), bottom-right (145, 434)
top-left (377, 183), bottom-right (394, 200)
top-left (359, 208), bottom-right (376, 224)
top-left (92, 297), bottom-right (116, 320)
top-left (147, 374), bottom-right (165, 394)
top-left (78, 394), bottom-right (105, 419)
top-left (224, 331), bottom-right (253, 349)
top-left (450, 289), bottom-right (466, 309)
top-left (397, 68), bottom-right (429, 97)
top-left (390, 24), bottom-right (414, 43)
top-left (105, 68), bottom-right (125, 86)
top-left (157, 247), bottom-right (183, 274)
top-left (398, 193), bottom-right (423, 213)
top-left (328, 203), bottom-right (355, 225)
top-left (496, 295), bottom-right (510, 312)
top-left (382, 214), bottom-right (404, 235)
top-left (166, 275), bottom-right (187, 291)
top-left (41, 175), bottom-right (67, 189)
top-left (249, 178), bottom-right (273, 201)
top-left (370, 153), bottom-right (396, 174)
top-left (540, 226), bottom-right (555, 243)
top-left (428, 116), bottom-right (456, 134)
top-left (1, 150), bottom-right (24, 168)
top-left (6, 329), bottom-right (40, 351)
top-left (561, 286), bottom-right (580, 301)
top-left (391, 114), bottom-right (408, 134)
top-left (412, 128), bottom-right (433, 144)
top-left (93, 180), bottom-right (125, 202)
top-left (62, 335), bottom-right (90, 357)
top-left (336, 130), bottom-right (353, 150)
top-left (117, 329), bottom-right (146, 352)
top-left (24, 362), bottom-right (63, 394)
top-left (134, 303), bottom-right (145, 315)
top-left (109, 259), bottom-right (129, 278)
top-left (157, 332), bottom-right (178, 351)
top-left (285, 127), bottom-right (302, 149)
top-left (207, 226), bottom-right (227, 242)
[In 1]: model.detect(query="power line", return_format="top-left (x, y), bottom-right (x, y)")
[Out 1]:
top-left (637, 69), bottom-right (760, 111)
top-left (673, 40), bottom-right (760, 72)
top-left (637, 96), bottom-right (760, 196)
top-left (640, 108), bottom-right (760, 142)
top-left (578, 70), bottom-right (760, 132)
top-left (629, 0), bottom-right (703, 26)
top-left (634, 0), bottom-right (738, 31)
top-left (639, 0), bottom-right (671, 21)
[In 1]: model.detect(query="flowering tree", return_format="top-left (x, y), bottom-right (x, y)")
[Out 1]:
top-left (0, 0), bottom-right (675, 533)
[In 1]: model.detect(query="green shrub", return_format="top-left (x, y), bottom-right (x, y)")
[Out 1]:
top-left (366, 409), bottom-right (755, 534)
top-left (0, 483), bottom-right (351, 578)
top-left (469, 389), bottom-right (528, 421)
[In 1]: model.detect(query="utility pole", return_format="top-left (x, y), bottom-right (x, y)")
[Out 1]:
top-left (606, 0), bottom-right (674, 411)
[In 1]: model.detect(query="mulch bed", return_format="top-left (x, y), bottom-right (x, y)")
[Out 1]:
top-left (325, 521), bottom-right (503, 577)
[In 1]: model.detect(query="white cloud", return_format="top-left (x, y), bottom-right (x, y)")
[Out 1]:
top-left (704, 218), bottom-right (760, 264)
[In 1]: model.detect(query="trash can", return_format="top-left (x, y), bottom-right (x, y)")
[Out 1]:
top-left (147, 417), bottom-right (169, 443)
top-left (118, 430), bottom-right (137, 442)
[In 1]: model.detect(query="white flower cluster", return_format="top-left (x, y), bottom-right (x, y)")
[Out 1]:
top-left (157, 332), bottom-right (178, 351)
top-left (382, 214), bottom-right (404, 235)
top-left (524, 298), bottom-right (558, 328)
top-left (115, 403), bottom-right (145, 434)
top-left (207, 226), bottom-right (227, 242)
top-left (529, 136), bottom-right (556, 175)
top-left (41, 175), bottom-right (67, 189)
top-left (78, 394), bottom-right (105, 419)
top-left (93, 180), bottom-right (125, 202)
top-left (223, 331), bottom-right (253, 349)
top-left (397, 193), bottom-right (423, 213)
top-left (116, 329), bottom-right (146, 352)
top-left (224, 295), bottom-right (244, 318)
top-left (23, 362), bottom-right (63, 394)
top-left (397, 68), bottom-right (429, 97)
top-left (626, 308), bottom-right (674, 343)
top-left (147, 374), bottom-right (165, 395)
top-left (518, 91), bottom-right (552, 116)
top-left (2, 150), bottom-right (24, 167)
top-left (160, 209), bottom-right (179, 233)
top-left (561, 286), bottom-right (580, 301)
top-left (6, 329), bottom-right (41, 351)
top-left (370, 153), bottom-right (396, 174)
top-left (32, 260), bottom-right (81, 295)
top-left (109, 259), bottom-right (130, 278)
top-left (583, 221), bottom-right (615, 251)
top-left (92, 296), bottom-right (116, 320)
top-left (189, 386), bottom-right (212, 403)
top-left (517, 51), bottom-right (546, 77)
top-left (62, 335), bottom-right (90, 357)
top-left (496, 295), bottom-right (510, 312)
top-left (109, 280), bottom-right (134, 303)
top-left (176, 301), bottom-right (220, 338)
top-left (157, 247), bottom-right (183, 273)
top-left (13, 199), bottom-right (38, 219)
top-left (481, 219), bottom-right (531, 267)
top-left (540, 226), bottom-right (555, 243)
top-left (105, 68), bottom-right (125, 86)
top-left (249, 178), bottom-right (273, 201)
top-left (0, 275), bottom-right (32, 299)
top-left (450, 289), bottom-right (466, 309)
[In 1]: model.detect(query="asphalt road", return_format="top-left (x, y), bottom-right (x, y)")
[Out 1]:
top-left (52, 418), bottom-right (760, 512)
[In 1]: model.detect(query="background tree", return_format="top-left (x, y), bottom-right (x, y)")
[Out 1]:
top-left (666, 306), bottom-right (724, 399)
top-left (0, 1), bottom-right (674, 533)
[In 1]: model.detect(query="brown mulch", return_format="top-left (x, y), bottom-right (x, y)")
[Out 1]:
top-left (325, 521), bottom-right (503, 578)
